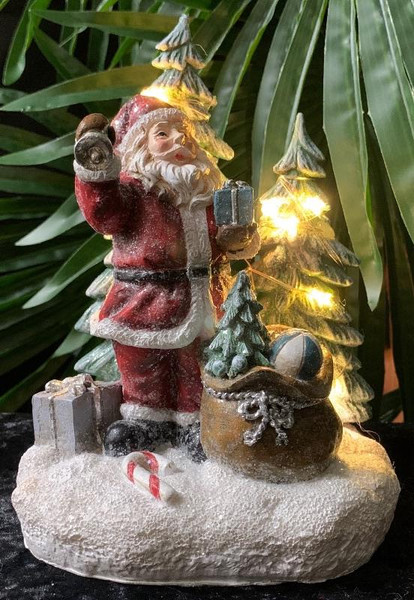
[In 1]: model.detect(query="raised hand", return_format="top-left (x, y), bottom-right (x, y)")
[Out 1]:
top-left (75, 113), bottom-right (116, 171)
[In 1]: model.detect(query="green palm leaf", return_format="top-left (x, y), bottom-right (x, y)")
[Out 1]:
top-left (210, 0), bottom-right (279, 137)
top-left (24, 234), bottom-right (110, 308)
top-left (0, 356), bottom-right (68, 412)
top-left (0, 166), bottom-right (72, 196)
top-left (35, 29), bottom-right (90, 79)
top-left (0, 197), bottom-right (58, 220)
top-left (1, 65), bottom-right (157, 112)
top-left (0, 124), bottom-right (49, 151)
top-left (17, 194), bottom-right (83, 245)
top-left (387, 0), bottom-right (414, 85)
top-left (193, 0), bottom-right (252, 62)
top-left (167, 0), bottom-right (217, 8)
top-left (357, 0), bottom-right (414, 242)
top-left (0, 265), bottom-right (54, 312)
top-left (0, 132), bottom-right (75, 165)
top-left (32, 10), bottom-right (178, 40)
top-left (1, 239), bottom-right (79, 272)
top-left (2, 0), bottom-right (52, 85)
top-left (252, 0), bottom-right (328, 196)
top-left (324, 0), bottom-right (383, 309)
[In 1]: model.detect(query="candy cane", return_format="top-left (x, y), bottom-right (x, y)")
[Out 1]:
top-left (121, 451), bottom-right (177, 502)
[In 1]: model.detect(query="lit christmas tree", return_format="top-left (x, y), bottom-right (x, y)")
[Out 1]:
top-left (251, 113), bottom-right (374, 422)
top-left (142, 14), bottom-right (233, 161)
top-left (205, 271), bottom-right (270, 379)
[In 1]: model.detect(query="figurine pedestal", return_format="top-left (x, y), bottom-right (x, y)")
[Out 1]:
top-left (12, 427), bottom-right (400, 586)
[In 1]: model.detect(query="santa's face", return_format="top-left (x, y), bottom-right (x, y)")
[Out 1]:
top-left (147, 119), bottom-right (197, 166)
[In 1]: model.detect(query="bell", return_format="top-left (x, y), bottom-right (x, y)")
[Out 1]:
top-left (74, 131), bottom-right (114, 172)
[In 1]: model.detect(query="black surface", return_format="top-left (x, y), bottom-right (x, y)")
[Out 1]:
top-left (1, 414), bottom-right (413, 600)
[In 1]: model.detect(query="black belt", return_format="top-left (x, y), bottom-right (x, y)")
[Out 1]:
top-left (113, 267), bottom-right (210, 284)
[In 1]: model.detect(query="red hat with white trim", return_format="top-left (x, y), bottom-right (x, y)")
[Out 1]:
top-left (111, 94), bottom-right (191, 153)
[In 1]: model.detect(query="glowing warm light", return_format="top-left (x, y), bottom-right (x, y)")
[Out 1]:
top-left (306, 288), bottom-right (334, 308)
top-left (275, 215), bottom-right (299, 240)
top-left (329, 376), bottom-right (347, 401)
top-left (300, 195), bottom-right (327, 216)
top-left (260, 196), bottom-right (287, 215)
top-left (141, 85), bottom-right (173, 104)
top-left (260, 197), bottom-right (299, 241)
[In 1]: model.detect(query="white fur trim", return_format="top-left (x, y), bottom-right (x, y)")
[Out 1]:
top-left (179, 203), bottom-right (212, 267)
top-left (226, 229), bottom-right (261, 260)
top-left (91, 277), bottom-right (209, 349)
top-left (104, 250), bottom-right (113, 266)
top-left (91, 205), bottom-right (215, 348)
top-left (117, 108), bottom-right (190, 157)
top-left (120, 403), bottom-right (200, 426)
top-left (74, 156), bottom-right (121, 182)
top-left (180, 204), bottom-right (215, 340)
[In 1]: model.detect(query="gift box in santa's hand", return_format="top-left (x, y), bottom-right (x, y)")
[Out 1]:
top-left (74, 94), bottom-right (260, 461)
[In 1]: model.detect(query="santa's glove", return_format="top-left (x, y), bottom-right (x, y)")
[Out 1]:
top-left (74, 113), bottom-right (120, 182)
top-left (216, 223), bottom-right (261, 259)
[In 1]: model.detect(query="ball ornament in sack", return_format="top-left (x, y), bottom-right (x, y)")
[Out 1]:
top-left (269, 329), bottom-right (323, 381)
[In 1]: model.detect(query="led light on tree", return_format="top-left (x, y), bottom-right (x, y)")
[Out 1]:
top-left (272, 214), bottom-right (299, 241)
top-left (300, 194), bottom-right (328, 217)
top-left (141, 85), bottom-right (174, 105)
top-left (306, 288), bottom-right (334, 308)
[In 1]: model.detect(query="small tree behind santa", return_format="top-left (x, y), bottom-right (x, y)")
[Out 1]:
top-left (145, 14), bottom-right (233, 161)
top-left (74, 264), bottom-right (120, 381)
top-left (205, 271), bottom-right (270, 379)
top-left (151, 14), bottom-right (214, 115)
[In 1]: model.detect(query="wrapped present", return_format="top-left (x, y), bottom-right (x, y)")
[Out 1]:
top-left (93, 380), bottom-right (122, 443)
top-left (213, 180), bottom-right (254, 226)
top-left (32, 374), bottom-right (122, 455)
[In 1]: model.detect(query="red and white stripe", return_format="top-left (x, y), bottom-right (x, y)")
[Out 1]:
top-left (121, 451), bottom-right (177, 502)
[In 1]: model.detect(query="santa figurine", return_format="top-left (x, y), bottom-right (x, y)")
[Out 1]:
top-left (74, 95), bottom-right (259, 460)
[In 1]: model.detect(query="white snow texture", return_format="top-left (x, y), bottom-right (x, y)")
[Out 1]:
top-left (12, 427), bottom-right (400, 586)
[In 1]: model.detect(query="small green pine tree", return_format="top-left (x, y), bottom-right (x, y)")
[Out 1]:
top-left (152, 15), bottom-right (214, 110)
top-left (73, 264), bottom-right (120, 381)
top-left (205, 271), bottom-right (270, 379)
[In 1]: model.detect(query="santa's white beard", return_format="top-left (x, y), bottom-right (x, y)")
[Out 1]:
top-left (121, 146), bottom-right (223, 210)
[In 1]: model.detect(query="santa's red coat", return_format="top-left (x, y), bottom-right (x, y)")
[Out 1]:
top-left (75, 172), bottom-right (226, 339)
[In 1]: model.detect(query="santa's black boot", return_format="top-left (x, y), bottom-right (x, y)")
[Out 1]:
top-left (104, 419), bottom-right (176, 457)
top-left (104, 419), bottom-right (150, 457)
top-left (177, 421), bottom-right (207, 463)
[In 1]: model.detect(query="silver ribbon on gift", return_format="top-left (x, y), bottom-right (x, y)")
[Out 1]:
top-left (45, 373), bottom-right (96, 400)
top-left (225, 180), bottom-right (246, 225)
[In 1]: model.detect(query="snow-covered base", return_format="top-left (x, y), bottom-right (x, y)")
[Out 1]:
top-left (12, 427), bottom-right (400, 586)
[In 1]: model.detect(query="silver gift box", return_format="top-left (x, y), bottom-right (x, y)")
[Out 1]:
top-left (213, 180), bottom-right (254, 226)
top-left (32, 376), bottom-right (122, 456)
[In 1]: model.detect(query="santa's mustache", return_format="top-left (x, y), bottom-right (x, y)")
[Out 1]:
top-left (152, 144), bottom-right (196, 160)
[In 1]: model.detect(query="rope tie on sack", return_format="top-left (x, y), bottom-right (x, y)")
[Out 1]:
top-left (202, 384), bottom-right (321, 446)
